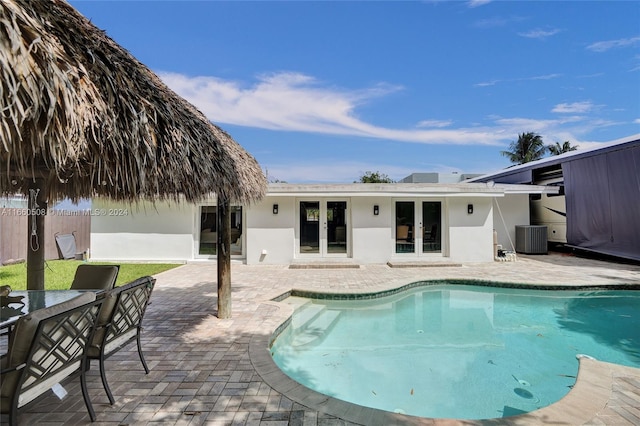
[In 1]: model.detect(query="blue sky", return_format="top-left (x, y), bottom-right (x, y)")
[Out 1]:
top-left (70, 1), bottom-right (640, 183)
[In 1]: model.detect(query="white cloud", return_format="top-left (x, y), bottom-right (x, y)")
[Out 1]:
top-left (265, 161), bottom-right (415, 183)
top-left (475, 73), bottom-right (561, 87)
top-left (467, 0), bottom-right (491, 8)
top-left (587, 36), bottom-right (640, 52)
top-left (491, 115), bottom-right (619, 149)
top-left (162, 71), bottom-right (400, 133)
top-left (552, 101), bottom-right (594, 113)
top-left (493, 116), bottom-right (584, 133)
top-left (474, 15), bottom-right (526, 29)
top-left (530, 73), bottom-right (562, 81)
top-left (266, 160), bottom-right (473, 183)
top-left (474, 80), bottom-right (499, 87)
top-left (160, 71), bottom-right (506, 146)
top-left (518, 28), bottom-right (561, 39)
top-left (416, 119), bottom-right (453, 128)
top-left (634, 118), bottom-right (640, 124)
top-left (158, 71), bottom-right (618, 153)
top-left (577, 72), bottom-right (604, 79)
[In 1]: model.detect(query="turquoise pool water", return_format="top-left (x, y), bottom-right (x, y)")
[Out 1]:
top-left (271, 284), bottom-right (640, 420)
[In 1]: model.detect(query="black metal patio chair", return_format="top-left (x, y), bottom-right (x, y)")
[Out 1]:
top-left (87, 276), bottom-right (156, 404)
top-left (0, 292), bottom-right (101, 425)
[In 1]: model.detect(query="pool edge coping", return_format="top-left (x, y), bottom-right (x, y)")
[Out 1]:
top-left (251, 280), bottom-right (640, 425)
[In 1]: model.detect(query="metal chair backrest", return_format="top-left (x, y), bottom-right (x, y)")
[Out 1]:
top-left (97, 276), bottom-right (155, 355)
top-left (0, 293), bottom-right (101, 424)
top-left (88, 276), bottom-right (156, 404)
top-left (70, 264), bottom-right (119, 291)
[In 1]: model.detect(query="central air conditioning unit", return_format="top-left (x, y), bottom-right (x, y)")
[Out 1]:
top-left (515, 225), bottom-right (548, 254)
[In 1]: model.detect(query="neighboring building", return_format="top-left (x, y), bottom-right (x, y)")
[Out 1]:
top-left (90, 182), bottom-right (554, 265)
top-left (400, 172), bottom-right (483, 184)
top-left (467, 134), bottom-right (640, 262)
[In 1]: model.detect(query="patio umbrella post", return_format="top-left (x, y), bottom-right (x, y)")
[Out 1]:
top-left (26, 177), bottom-right (47, 290)
top-left (217, 198), bottom-right (232, 318)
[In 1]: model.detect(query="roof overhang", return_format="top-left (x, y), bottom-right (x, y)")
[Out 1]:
top-left (265, 183), bottom-right (557, 198)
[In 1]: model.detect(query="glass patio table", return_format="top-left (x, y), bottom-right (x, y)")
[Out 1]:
top-left (0, 290), bottom-right (102, 330)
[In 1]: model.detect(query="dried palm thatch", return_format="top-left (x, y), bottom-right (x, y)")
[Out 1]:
top-left (0, 0), bottom-right (266, 204)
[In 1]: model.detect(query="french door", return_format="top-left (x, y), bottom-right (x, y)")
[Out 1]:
top-left (299, 200), bottom-right (349, 257)
top-left (196, 205), bottom-right (244, 257)
top-left (395, 200), bottom-right (442, 255)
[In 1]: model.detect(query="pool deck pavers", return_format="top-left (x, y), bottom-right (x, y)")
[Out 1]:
top-left (8, 252), bottom-right (640, 425)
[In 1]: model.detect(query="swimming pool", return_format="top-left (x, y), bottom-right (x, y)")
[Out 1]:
top-left (271, 283), bottom-right (640, 420)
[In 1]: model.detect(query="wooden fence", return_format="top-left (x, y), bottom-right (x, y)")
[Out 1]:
top-left (0, 208), bottom-right (91, 265)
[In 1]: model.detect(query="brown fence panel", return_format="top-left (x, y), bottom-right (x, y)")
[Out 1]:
top-left (0, 209), bottom-right (91, 264)
top-left (0, 212), bottom-right (27, 264)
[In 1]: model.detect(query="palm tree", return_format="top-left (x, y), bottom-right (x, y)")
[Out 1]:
top-left (548, 140), bottom-right (578, 155)
top-left (501, 132), bottom-right (547, 165)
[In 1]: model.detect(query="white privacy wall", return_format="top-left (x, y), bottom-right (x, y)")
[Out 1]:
top-left (245, 196), bottom-right (295, 265)
top-left (491, 194), bottom-right (529, 252)
top-left (447, 197), bottom-right (494, 262)
top-left (350, 196), bottom-right (393, 263)
top-left (91, 199), bottom-right (194, 262)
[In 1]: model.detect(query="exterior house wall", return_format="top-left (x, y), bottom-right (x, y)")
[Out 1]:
top-left (447, 197), bottom-right (494, 262)
top-left (492, 194), bottom-right (530, 252)
top-left (246, 195), bottom-right (496, 264)
top-left (349, 196), bottom-right (392, 264)
top-left (245, 196), bottom-right (295, 264)
top-left (246, 196), bottom-right (394, 265)
top-left (91, 199), bottom-right (194, 262)
top-left (90, 187), bottom-right (533, 265)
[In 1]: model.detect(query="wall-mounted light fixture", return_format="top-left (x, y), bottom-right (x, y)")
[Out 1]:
top-left (273, 204), bottom-right (279, 215)
top-left (373, 205), bottom-right (379, 216)
top-left (467, 204), bottom-right (474, 214)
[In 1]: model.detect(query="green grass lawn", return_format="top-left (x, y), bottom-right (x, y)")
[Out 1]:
top-left (0, 260), bottom-right (181, 290)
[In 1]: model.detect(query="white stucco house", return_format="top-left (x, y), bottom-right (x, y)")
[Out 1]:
top-left (90, 183), bottom-right (556, 265)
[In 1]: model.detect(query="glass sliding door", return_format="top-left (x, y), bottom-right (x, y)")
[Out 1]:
top-left (300, 201), bottom-right (320, 254)
top-left (199, 206), bottom-right (217, 255)
top-left (396, 201), bottom-right (415, 253)
top-left (229, 206), bottom-right (243, 256)
top-left (422, 201), bottom-right (441, 253)
top-left (298, 200), bottom-right (349, 257)
top-left (395, 200), bottom-right (443, 256)
top-left (198, 205), bottom-right (243, 256)
top-left (327, 201), bottom-right (347, 254)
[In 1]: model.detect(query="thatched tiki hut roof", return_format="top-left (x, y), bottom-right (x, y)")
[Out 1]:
top-left (1, 0), bottom-right (266, 308)
top-left (0, 0), bottom-right (266, 204)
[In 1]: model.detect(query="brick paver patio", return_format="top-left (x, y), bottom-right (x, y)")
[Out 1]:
top-left (7, 252), bottom-right (640, 425)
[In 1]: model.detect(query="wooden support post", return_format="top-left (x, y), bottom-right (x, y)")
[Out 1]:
top-left (26, 178), bottom-right (47, 290)
top-left (217, 198), bottom-right (232, 318)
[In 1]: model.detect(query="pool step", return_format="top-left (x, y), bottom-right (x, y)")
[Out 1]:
top-left (291, 309), bottom-right (341, 347)
top-left (282, 296), bottom-right (312, 312)
top-left (291, 303), bottom-right (326, 330)
top-left (282, 297), bottom-right (342, 347)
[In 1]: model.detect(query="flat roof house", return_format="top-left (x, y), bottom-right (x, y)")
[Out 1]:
top-left (91, 182), bottom-right (554, 265)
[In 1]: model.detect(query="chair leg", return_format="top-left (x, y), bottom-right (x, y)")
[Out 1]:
top-left (9, 402), bottom-right (18, 426)
top-left (98, 354), bottom-right (115, 405)
top-left (136, 329), bottom-right (149, 374)
top-left (80, 359), bottom-right (96, 421)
